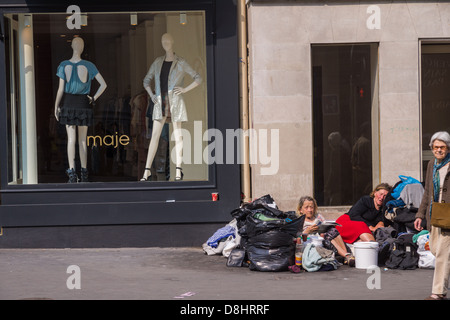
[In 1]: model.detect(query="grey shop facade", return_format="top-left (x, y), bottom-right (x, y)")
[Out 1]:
top-left (0, 0), bottom-right (241, 247)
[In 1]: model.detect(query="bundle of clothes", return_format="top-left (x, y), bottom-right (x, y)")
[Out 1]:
top-left (202, 175), bottom-right (436, 272)
top-left (383, 175), bottom-right (425, 233)
top-left (377, 175), bottom-right (435, 269)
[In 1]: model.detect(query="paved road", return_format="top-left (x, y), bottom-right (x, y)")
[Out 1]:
top-left (0, 247), bottom-right (436, 301)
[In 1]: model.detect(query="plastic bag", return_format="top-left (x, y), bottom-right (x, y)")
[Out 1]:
top-left (246, 230), bottom-right (295, 249)
top-left (391, 175), bottom-right (421, 199)
top-left (243, 212), bottom-right (300, 271)
top-left (241, 210), bottom-right (300, 239)
top-left (246, 245), bottom-right (294, 272)
top-left (416, 233), bottom-right (430, 251)
top-left (226, 248), bottom-right (247, 267)
top-left (222, 236), bottom-right (239, 258)
top-left (418, 251), bottom-right (435, 269)
top-left (229, 194), bottom-right (299, 272)
top-left (250, 194), bottom-right (278, 208)
top-left (231, 194), bottom-right (278, 222)
top-left (417, 233), bottom-right (435, 269)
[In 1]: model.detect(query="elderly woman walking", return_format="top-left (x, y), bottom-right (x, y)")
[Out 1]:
top-left (415, 131), bottom-right (450, 300)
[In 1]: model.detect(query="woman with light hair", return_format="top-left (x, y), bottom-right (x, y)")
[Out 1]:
top-left (296, 196), bottom-right (355, 266)
top-left (415, 131), bottom-right (450, 300)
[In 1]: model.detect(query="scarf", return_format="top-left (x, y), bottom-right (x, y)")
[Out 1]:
top-left (430, 153), bottom-right (450, 217)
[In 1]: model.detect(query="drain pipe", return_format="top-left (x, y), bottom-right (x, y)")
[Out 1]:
top-left (238, 0), bottom-right (251, 202)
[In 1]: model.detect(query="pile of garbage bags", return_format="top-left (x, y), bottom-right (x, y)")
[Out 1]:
top-left (208, 195), bottom-right (300, 272)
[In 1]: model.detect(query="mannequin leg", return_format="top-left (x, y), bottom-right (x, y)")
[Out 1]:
top-left (66, 125), bottom-right (77, 169)
top-left (78, 126), bottom-right (88, 169)
top-left (78, 126), bottom-right (89, 182)
top-left (142, 117), bottom-right (166, 180)
top-left (172, 121), bottom-right (184, 180)
top-left (65, 125), bottom-right (78, 183)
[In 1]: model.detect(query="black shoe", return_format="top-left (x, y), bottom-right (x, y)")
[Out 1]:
top-left (80, 168), bottom-right (89, 183)
top-left (66, 168), bottom-right (78, 183)
top-left (140, 168), bottom-right (152, 181)
top-left (175, 167), bottom-right (184, 181)
top-left (344, 254), bottom-right (355, 267)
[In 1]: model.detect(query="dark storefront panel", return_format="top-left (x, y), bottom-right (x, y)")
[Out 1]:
top-left (0, 0), bottom-right (240, 246)
top-left (312, 44), bottom-right (377, 206)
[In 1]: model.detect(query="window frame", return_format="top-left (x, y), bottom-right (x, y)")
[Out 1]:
top-left (0, 3), bottom-right (217, 192)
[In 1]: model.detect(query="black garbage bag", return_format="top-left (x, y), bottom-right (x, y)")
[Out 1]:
top-left (228, 194), bottom-right (301, 272)
top-left (242, 210), bottom-right (300, 239)
top-left (231, 194), bottom-right (278, 222)
top-left (248, 194), bottom-right (278, 208)
top-left (246, 245), bottom-right (294, 272)
top-left (246, 230), bottom-right (295, 249)
top-left (244, 213), bottom-right (300, 271)
top-left (226, 248), bottom-right (247, 267)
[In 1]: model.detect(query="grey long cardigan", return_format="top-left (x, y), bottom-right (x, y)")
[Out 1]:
top-left (143, 54), bottom-right (202, 122)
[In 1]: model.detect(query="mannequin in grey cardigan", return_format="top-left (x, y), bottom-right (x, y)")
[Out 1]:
top-left (141, 33), bottom-right (202, 181)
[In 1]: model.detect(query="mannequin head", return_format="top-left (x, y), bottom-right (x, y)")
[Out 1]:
top-left (161, 33), bottom-right (174, 53)
top-left (71, 37), bottom-right (84, 55)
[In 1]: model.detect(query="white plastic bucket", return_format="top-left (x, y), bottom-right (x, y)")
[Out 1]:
top-left (353, 241), bottom-right (379, 269)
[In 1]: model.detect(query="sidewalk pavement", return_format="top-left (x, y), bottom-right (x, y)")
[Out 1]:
top-left (0, 247), bottom-right (436, 301)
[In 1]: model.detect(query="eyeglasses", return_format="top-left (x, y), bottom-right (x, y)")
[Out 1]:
top-left (433, 145), bottom-right (448, 151)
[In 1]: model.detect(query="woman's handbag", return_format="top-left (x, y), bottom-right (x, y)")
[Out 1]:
top-left (431, 202), bottom-right (450, 229)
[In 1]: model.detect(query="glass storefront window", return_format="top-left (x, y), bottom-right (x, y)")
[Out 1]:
top-left (312, 44), bottom-right (379, 206)
top-left (4, 11), bottom-right (209, 185)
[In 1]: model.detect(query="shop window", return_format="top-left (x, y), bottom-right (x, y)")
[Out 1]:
top-left (312, 44), bottom-right (379, 206)
top-left (421, 43), bottom-right (450, 177)
top-left (4, 11), bottom-right (209, 185)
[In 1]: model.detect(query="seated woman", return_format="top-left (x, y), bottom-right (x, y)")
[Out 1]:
top-left (296, 196), bottom-right (354, 266)
top-left (335, 183), bottom-right (391, 244)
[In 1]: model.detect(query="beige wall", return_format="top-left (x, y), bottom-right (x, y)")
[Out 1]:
top-left (247, 1), bottom-right (450, 211)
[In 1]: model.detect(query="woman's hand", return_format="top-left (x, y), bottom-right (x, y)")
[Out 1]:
top-left (414, 218), bottom-right (423, 231)
top-left (306, 225), bottom-right (318, 233)
top-left (369, 221), bottom-right (384, 233)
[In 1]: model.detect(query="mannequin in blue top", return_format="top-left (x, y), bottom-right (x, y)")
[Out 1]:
top-left (54, 37), bottom-right (107, 183)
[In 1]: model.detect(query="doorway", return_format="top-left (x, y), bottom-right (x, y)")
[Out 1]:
top-left (312, 44), bottom-right (379, 206)
top-left (421, 43), bottom-right (450, 177)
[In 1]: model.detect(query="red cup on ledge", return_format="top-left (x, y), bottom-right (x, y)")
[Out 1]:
top-left (212, 193), bottom-right (219, 201)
